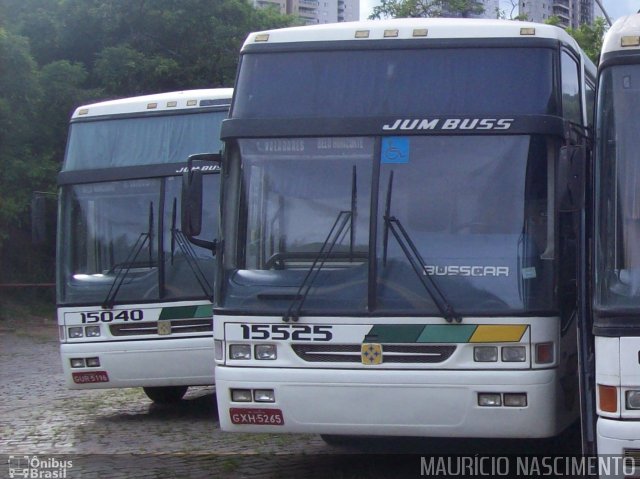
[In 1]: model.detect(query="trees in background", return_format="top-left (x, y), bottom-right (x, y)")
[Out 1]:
top-left (0, 0), bottom-right (608, 286)
top-left (369, 0), bottom-right (607, 65)
top-left (370, 0), bottom-right (485, 19)
top-left (0, 0), bottom-right (296, 284)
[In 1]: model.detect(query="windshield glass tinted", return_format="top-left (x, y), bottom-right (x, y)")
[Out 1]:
top-left (225, 138), bottom-right (373, 312)
top-left (378, 135), bottom-right (553, 314)
top-left (63, 110), bottom-right (227, 170)
top-left (58, 175), bottom-right (219, 305)
top-left (222, 136), bottom-right (554, 315)
top-left (234, 48), bottom-right (556, 118)
top-left (595, 65), bottom-right (640, 310)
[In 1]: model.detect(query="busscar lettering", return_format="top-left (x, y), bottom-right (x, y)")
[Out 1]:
top-left (382, 118), bottom-right (514, 132)
top-left (423, 265), bottom-right (510, 277)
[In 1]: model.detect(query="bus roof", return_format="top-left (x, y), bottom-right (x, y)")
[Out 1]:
top-left (601, 13), bottom-right (640, 57)
top-left (243, 18), bottom-right (581, 52)
top-left (71, 88), bottom-right (233, 120)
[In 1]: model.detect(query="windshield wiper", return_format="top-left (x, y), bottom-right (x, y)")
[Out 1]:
top-left (282, 210), bottom-right (352, 322)
top-left (170, 198), bottom-right (213, 297)
top-left (102, 202), bottom-right (154, 309)
top-left (382, 171), bottom-right (461, 323)
top-left (283, 166), bottom-right (358, 322)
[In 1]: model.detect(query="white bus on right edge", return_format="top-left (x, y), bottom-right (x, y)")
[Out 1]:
top-left (593, 13), bottom-right (640, 470)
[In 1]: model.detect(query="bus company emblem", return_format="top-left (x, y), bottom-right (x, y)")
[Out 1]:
top-left (382, 118), bottom-right (514, 132)
top-left (361, 343), bottom-right (383, 365)
top-left (157, 320), bottom-right (172, 336)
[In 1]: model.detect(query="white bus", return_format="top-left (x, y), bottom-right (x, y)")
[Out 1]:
top-left (593, 14), bottom-right (640, 463)
top-left (193, 19), bottom-right (596, 439)
top-left (57, 89), bottom-right (231, 403)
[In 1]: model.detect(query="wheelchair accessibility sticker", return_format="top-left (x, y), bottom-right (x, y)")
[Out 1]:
top-left (381, 137), bottom-right (409, 164)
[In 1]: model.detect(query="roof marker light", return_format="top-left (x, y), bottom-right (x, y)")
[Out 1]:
top-left (254, 33), bottom-right (270, 42)
top-left (412, 28), bottom-right (428, 37)
top-left (146, 102), bottom-right (158, 109)
top-left (520, 27), bottom-right (535, 36)
top-left (167, 101), bottom-right (177, 108)
top-left (186, 100), bottom-right (197, 106)
top-left (621, 36), bottom-right (640, 47)
top-left (78, 109), bottom-right (89, 115)
top-left (355, 30), bottom-right (370, 39)
top-left (384, 29), bottom-right (399, 38)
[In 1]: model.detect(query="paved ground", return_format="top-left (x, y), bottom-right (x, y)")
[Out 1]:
top-left (0, 317), bottom-right (583, 479)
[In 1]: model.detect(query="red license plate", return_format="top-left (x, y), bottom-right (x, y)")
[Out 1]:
top-left (230, 408), bottom-right (284, 426)
top-left (72, 371), bottom-right (110, 384)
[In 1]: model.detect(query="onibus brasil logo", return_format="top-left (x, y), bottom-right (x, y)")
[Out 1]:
top-left (8, 455), bottom-right (73, 478)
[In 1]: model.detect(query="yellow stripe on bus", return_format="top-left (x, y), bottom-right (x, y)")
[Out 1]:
top-left (469, 325), bottom-right (528, 343)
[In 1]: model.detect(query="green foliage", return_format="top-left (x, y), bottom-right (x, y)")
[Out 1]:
top-left (370, 0), bottom-right (485, 19)
top-left (544, 16), bottom-right (562, 26)
top-left (566, 17), bottom-right (608, 64)
top-left (0, 28), bottom-right (43, 240)
top-left (0, 0), bottom-right (297, 284)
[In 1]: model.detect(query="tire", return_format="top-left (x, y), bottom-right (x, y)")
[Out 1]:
top-left (143, 386), bottom-right (188, 404)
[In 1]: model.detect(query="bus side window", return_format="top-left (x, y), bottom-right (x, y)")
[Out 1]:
top-left (561, 51), bottom-right (582, 125)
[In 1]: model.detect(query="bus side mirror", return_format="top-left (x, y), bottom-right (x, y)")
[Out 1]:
top-left (181, 153), bottom-right (220, 238)
top-left (558, 145), bottom-right (586, 212)
top-left (31, 192), bottom-right (57, 245)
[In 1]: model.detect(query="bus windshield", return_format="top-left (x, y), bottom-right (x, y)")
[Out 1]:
top-left (58, 175), bottom-right (219, 305)
top-left (63, 110), bottom-right (227, 170)
top-left (222, 135), bottom-right (554, 315)
top-left (595, 64), bottom-right (640, 311)
top-left (234, 47), bottom-right (556, 118)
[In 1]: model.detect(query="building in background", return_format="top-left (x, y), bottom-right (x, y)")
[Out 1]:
top-left (520, 0), bottom-right (594, 28)
top-left (252, 0), bottom-right (359, 24)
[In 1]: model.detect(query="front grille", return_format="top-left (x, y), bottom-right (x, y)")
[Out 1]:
top-left (292, 344), bottom-right (456, 363)
top-left (624, 449), bottom-right (640, 468)
top-left (110, 319), bottom-right (212, 336)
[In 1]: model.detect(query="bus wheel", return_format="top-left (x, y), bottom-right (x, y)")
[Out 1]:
top-left (143, 386), bottom-right (188, 404)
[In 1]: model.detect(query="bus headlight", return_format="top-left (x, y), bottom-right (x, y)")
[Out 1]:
top-left (478, 393), bottom-right (502, 407)
top-left (229, 344), bottom-right (251, 360)
top-left (255, 344), bottom-right (277, 360)
top-left (85, 357), bottom-right (100, 367)
top-left (70, 358), bottom-right (85, 368)
top-left (504, 393), bottom-right (527, 407)
top-left (474, 346), bottom-right (498, 362)
top-left (68, 327), bottom-right (84, 338)
top-left (626, 391), bottom-right (640, 410)
top-left (85, 326), bottom-right (101, 337)
top-left (254, 389), bottom-right (275, 402)
top-left (502, 346), bottom-right (526, 362)
top-left (231, 389), bottom-right (253, 402)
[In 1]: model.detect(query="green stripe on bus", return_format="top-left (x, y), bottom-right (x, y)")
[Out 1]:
top-left (417, 324), bottom-right (477, 343)
top-left (365, 324), bottom-right (425, 343)
top-left (159, 306), bottom-right (197, 320)
top-left (194, 304), bottom-right (213, 318)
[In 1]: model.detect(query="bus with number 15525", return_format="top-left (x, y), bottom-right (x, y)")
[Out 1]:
top-left (182, 19), bottom-right (596, 439)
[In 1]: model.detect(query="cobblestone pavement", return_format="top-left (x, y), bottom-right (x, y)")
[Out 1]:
top-left (0, 318), bottom-right (581, 479)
